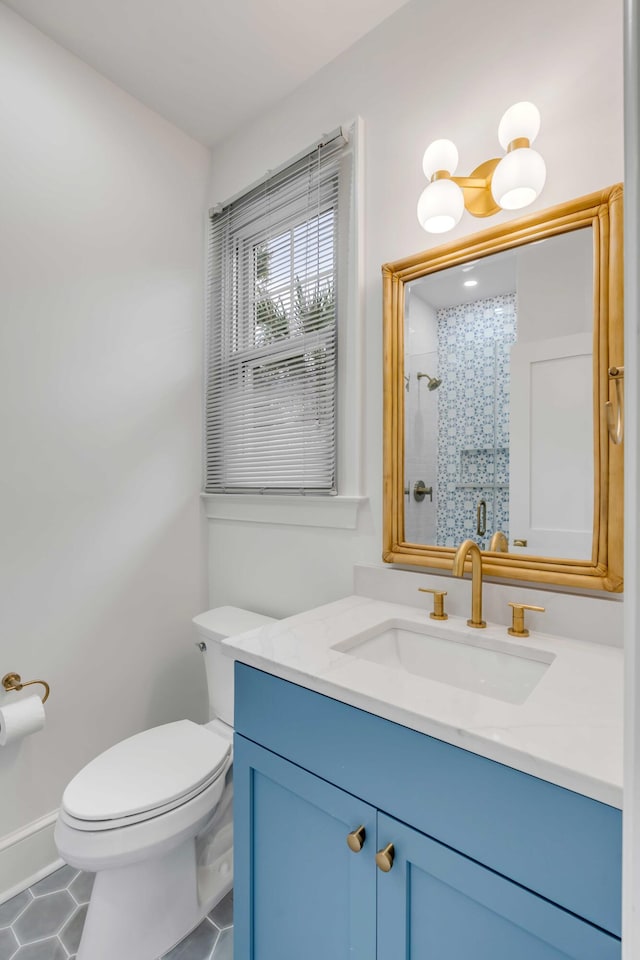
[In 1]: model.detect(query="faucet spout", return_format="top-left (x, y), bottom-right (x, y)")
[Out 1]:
top-left (452, 539), bottom-right (486, 629)
top-left (489, 530), bottom-right (508, 552)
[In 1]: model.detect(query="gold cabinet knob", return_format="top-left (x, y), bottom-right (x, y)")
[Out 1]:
top-left (346, 825), bottom-right (366, 853)
top-left (508, 602), bottom-right (545, 637)
top-left (418, 587), bottom-right (448, 621)
top-left (375, 843), bottom-right (395, 872)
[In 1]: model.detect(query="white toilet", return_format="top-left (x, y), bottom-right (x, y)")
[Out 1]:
top-left (54, 606), bottom-right (274, 960)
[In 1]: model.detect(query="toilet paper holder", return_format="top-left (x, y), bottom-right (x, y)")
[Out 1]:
top-left (2, 673), bottom-right (50, 704)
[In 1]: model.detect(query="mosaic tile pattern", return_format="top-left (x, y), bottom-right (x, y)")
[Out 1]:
top-left (0, 867), bottom-right (233, 960)
top-left (436, 293), bottom-right (517, 547)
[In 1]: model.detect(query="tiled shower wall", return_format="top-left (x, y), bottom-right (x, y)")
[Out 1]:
top-left (436, 294), bottom-right (516, 548)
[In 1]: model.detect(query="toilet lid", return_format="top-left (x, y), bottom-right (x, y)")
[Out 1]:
top-left (62, 721), bottom-right (231, 822)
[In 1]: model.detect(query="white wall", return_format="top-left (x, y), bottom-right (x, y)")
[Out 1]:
top-left (206, 0), bottom-right (624, 617)
top-left (517, 229), bottom-right (594, 343)
top-left (0, 4), bottom-right (211, 891)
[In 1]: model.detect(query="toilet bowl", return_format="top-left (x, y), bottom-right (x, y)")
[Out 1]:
top-left (54, 606), bottom-right (275, 960)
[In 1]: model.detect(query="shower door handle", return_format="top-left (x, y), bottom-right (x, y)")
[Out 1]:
top-left (476, 499), bottom-right (487, 537)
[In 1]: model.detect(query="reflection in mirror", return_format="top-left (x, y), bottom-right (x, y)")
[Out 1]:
top-left (404, 229), bottom-right (594, 560)
top-left (383, 185), bottom-right (623, 591)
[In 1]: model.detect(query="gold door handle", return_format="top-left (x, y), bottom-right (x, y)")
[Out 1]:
top-left (476, 498), bottom-right (487, 537)
top-left (346, 825), bottom-right (366, 853)
top-left (375, 843), bottom-right (395, 872)
top-left (605, 365), bottom-right (624, 445)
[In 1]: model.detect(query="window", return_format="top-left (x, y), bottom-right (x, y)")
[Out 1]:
top-left (205, 129), bottom-right (352, 496)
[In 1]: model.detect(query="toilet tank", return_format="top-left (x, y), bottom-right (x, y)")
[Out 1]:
top-left (192, 606), bottom-right (276, 725)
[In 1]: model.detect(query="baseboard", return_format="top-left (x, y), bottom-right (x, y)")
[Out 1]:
top-left (0, 811), bottom-right (62, 904)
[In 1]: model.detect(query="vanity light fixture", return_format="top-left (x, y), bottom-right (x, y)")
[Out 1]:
top-left (417, 102), bottom-right (546, 234)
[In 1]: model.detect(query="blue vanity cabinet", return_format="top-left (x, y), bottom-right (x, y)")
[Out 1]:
top-left (376, 813), bottom-right (620, 960)
top-left (233, 735), bottom-right (377, 960)
top-left (235, 664), bottom-right (622, 959)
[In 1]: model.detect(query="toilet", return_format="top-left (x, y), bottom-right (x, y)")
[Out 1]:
top-left (54, 606), bottom-right (275, 960)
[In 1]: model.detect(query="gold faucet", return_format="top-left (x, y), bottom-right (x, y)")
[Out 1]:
top-left (489, 530), bottom-right (508, 552)
top-left (452, 539), bottom-right (486, 628)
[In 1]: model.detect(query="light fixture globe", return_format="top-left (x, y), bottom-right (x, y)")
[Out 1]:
top-left (416, 101), bottom-right (545, 229)
top-left (422, 139), bottom-right (459, 179)
top-left (490, 147), bottom-right (546, 210)
top-left (417, 179), bottom-right (464, 233)
top-left (498, 101), bottom-right (541, 150)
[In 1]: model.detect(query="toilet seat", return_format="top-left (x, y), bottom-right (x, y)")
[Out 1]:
top-left (61, 721), bottom-right (230, 831)
top-left (55, 768), bottom-right (229, 874)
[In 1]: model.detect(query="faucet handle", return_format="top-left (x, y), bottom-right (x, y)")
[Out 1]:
top-left (508, 602), bottom-right (545, 638)
top-left (418, 587), bottom-right (448, 621)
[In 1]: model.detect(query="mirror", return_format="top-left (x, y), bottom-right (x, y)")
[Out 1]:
top-left (383, 186), bottom-right (623, 592)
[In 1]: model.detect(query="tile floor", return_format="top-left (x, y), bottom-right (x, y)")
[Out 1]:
top-left (0, 865), bottom-right (233, 960)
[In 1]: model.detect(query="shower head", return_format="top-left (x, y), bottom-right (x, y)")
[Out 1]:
top-left (417, 372), bottom-right (442, 391)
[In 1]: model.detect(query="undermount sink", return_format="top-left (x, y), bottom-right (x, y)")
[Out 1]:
top-left (332, 619), bottom-right (555, 705)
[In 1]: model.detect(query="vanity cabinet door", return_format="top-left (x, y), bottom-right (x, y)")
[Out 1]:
top-left (376, 813), bottom-right (620, 960)
top-left (234, 734), bottom-right (377, 960)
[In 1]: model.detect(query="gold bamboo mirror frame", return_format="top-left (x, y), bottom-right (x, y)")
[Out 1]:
top-left (382, 184), bottom-right (623, 592)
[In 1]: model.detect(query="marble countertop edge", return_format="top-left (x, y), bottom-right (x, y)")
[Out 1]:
top-left (221, 595), bottom-right (623, 810)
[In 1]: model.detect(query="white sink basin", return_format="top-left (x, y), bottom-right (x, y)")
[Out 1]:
top-left (332, 619), bottom-right (555, 705)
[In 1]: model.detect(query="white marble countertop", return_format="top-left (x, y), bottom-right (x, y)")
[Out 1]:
top-left (222, 595), bottom-right (623, 808)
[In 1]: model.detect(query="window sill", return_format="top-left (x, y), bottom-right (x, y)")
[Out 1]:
top-left (201, 493), bottom-right (367, 529)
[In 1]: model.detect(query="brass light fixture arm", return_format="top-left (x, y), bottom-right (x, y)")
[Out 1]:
top-left (433, 157), bottom-right (503, 218)
top-left (450, 176), bottom-right (491, 190)
top-left (605, 365), bottom-right (624, 445)
top-left (2, 672), bottom-right (50, 704)
top-left (444, 135), bottom-right (531, 215)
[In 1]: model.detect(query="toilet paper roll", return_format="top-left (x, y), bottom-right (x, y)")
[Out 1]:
top-left (0, 695), bottom-right (46, 746)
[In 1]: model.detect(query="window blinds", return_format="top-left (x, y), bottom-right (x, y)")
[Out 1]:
top-left (205, 130), bottom-right (349, 494)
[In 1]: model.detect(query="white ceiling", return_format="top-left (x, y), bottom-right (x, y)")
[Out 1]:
top-left (412, 248), bottom-right (519, 310)
top-left (3, 0), bottom-right (410, 146)
top-left (411, 231), bottom-right (590, 310)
